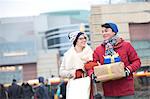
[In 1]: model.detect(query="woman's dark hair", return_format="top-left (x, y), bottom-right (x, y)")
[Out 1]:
top-left (73, 32), bottom-right (84, 47)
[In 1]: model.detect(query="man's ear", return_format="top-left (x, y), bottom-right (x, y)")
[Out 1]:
top-left (112, 31), bottom-right (116, 35)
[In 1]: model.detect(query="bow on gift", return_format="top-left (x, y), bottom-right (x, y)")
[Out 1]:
top-left (104, 53), bottom-right (121, 64)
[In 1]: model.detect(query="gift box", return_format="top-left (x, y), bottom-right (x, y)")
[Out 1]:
top-left (94, 62), bottom-right (125, 82)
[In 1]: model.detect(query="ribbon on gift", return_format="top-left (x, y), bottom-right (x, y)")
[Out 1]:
top-left (111, 55), bottom-right (115, 63)
top-left (107, 64), bottom-right (113, 79)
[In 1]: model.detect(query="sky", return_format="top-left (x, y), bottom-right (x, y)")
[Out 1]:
top-left (0, 0), bottom-right (123, 18)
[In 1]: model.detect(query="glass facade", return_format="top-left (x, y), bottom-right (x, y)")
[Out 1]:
top-left (0, 65), bottom-right (23, 84)
top-left (132, 40), bottom-right (150, 59)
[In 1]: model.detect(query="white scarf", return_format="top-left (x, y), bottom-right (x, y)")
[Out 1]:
top-left (60, 45), bottom-right (93, 77)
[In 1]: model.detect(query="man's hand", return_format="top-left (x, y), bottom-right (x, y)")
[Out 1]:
top-left (125, 67), bottom-right (131, 77)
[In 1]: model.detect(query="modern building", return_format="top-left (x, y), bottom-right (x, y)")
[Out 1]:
top-left (45, 24), bottom-right (90, 56)
top-left (0, 41), bottom-right (59, 84)
top-left (90, 2), bottom-right (150, 67)
top-left (37, 49), bottom-right (60, 78)
top-left (0, 10), bottom-right (90, 84)
top-left (0, 41), bottom-right (37, 83)
top-left (42, 10), bottom-right (90, 27)
top-left (41, 10), bottom-right (91, 56)
top-left (0, 16), bottom-right (60, 84)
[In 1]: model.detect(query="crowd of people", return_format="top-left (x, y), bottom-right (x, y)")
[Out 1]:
top-left (0, 77), bottom-right (66, 99)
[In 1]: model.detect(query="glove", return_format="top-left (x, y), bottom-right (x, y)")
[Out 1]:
top-left (125, 67), bottom-right (131, 77)
top-left (84, 61), bottom-right (98, 70)
top-left (75, 69), bottom-right (84, 79)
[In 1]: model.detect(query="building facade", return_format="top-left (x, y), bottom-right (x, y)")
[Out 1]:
top-left (0, 16), bottom-right (60, 84)
top-left (0, 41), bottom-right (37, 83)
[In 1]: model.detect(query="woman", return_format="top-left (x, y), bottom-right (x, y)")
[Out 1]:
top-left (60, 31), bottom-right (93, 78)
top-left (92, 22), bottom-right (141, 99)
top-left (60, 31), bottom-right (95, 99)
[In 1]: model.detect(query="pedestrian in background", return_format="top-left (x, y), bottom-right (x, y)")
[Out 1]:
top-left (8, 79), bottom-right (23, 99)
top-left (21, 82), bottom-right (34, 99)
top-left (45, 79), bottom-right (51, 98)
top-left (91, 22), bottom-right (141, 99)
top-left (0, 84), bottom-right (8, 99)
top-left (35, 77), bottom-right (50, 99)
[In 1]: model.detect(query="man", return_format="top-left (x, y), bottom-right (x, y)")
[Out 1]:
top-left (8, 79), bottom-right (23, 99)
top-left (92, 22), bottom-right (141, 99)
top-left (35, 77), bottom-right (50, 99)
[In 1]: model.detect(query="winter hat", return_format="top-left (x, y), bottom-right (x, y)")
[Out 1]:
top-left (68, 31), bottom-right (84, 43)
top-left (102, 23), bottom-right (118, 34)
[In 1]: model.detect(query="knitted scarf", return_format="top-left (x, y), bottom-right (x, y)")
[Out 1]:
top-left (103, 35), bottom-right (120, 56)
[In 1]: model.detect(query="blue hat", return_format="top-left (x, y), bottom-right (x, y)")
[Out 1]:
top-left (106, 23), bottom-right (118, 33)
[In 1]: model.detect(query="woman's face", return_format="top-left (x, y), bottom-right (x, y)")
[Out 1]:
top-left (76, 34), bottom-right (87, 48)
top-left (101, 27), bottom-right (115, 40)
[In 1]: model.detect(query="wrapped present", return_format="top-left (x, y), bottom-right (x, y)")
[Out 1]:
top-left (94, 62), bottom-right (125, 82)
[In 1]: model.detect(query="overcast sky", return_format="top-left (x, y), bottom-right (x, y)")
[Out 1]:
top-left (0, 0), bottom-right (124, 18)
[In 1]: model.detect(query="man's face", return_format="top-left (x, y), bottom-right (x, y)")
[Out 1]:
top-left (101, 27), bottom-right (116, 40)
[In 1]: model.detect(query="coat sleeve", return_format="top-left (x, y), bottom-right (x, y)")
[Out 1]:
top-left (126, 42), bottom-right (141, 72)
top-left (93, 48), bottom-right (100, 62)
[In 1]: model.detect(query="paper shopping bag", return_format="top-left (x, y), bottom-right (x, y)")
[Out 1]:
top-left (66, 76), bottom-right (91, 99)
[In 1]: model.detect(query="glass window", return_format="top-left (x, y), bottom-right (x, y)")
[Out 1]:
top-left (131, 40), bottom-right (150, 59)
top-left (60, 36), bottom-right (69, 43)
top-left (47, 38), bottom-right (60, 46)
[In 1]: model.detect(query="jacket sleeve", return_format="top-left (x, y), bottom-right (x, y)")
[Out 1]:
top-left (126, 42), bottom-right (141, 72)
top-left (93, 48), bottom-right (100, 63)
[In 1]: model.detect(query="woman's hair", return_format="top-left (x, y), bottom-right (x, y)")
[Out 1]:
top-left (73, 32), bottom-right (84, 47)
